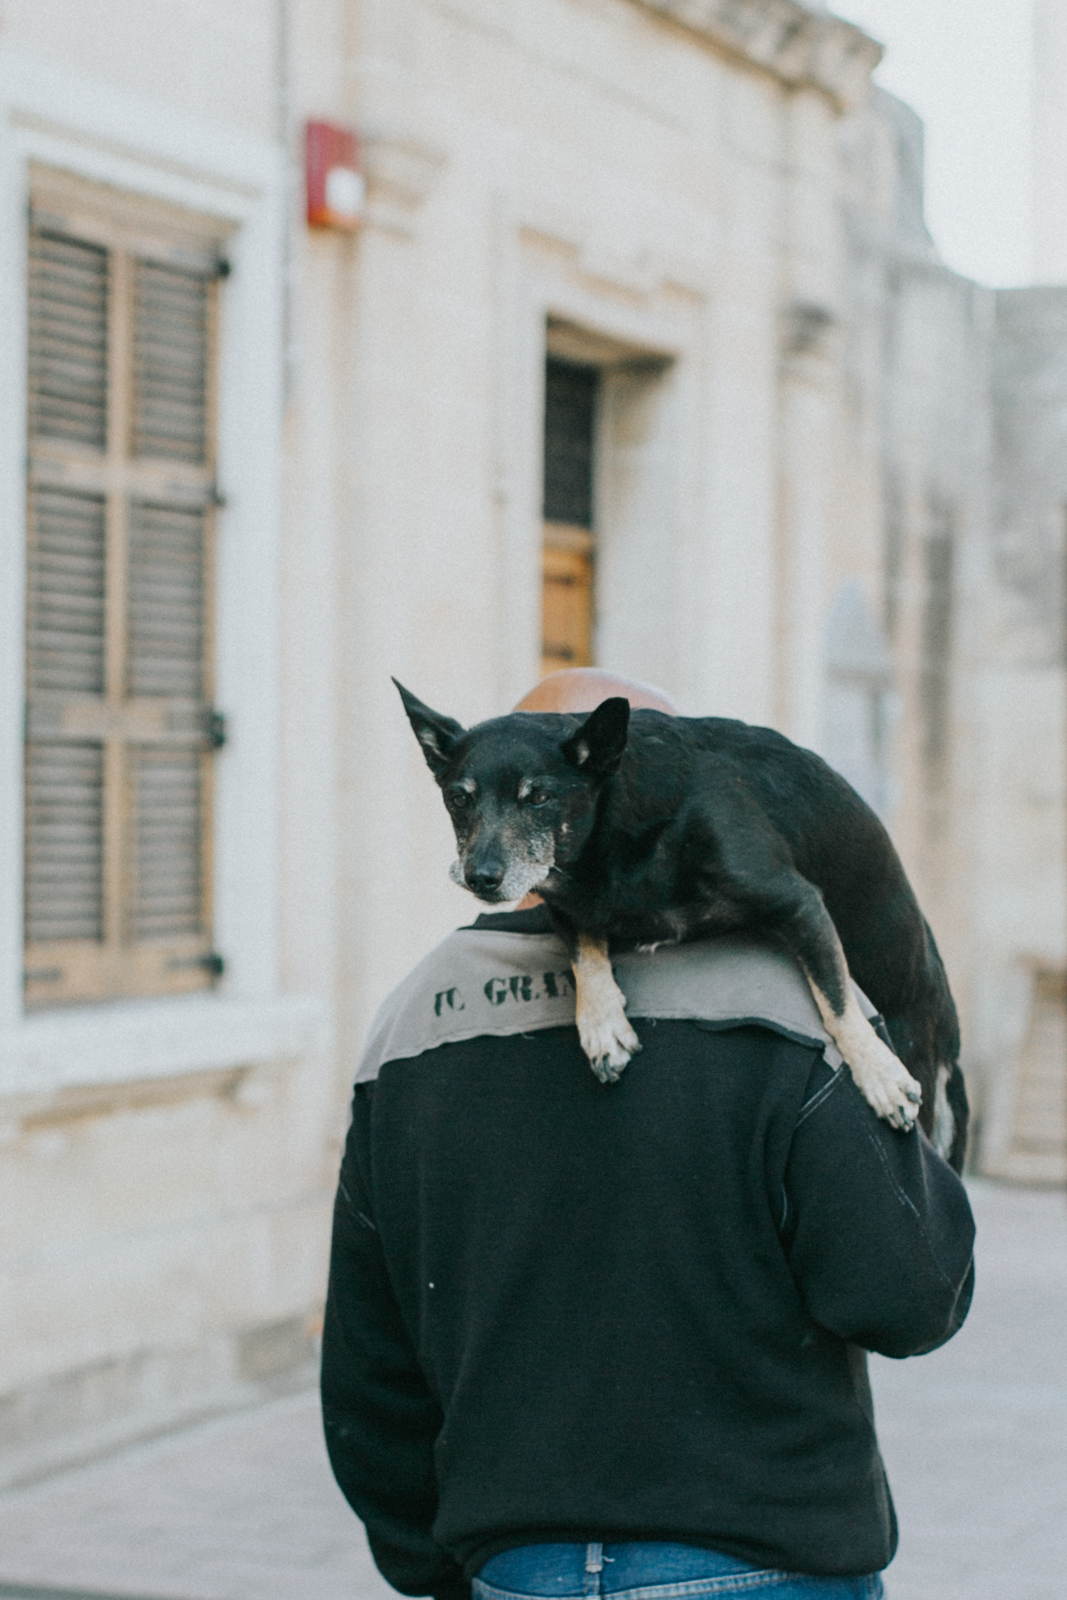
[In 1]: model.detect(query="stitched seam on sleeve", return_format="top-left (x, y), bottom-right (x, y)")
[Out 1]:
top-left (796, 1067), bottom-right (843, 1126)
top-left (861, 1119), bottom-right (919, 1219)
top-left (794, 1066), bottom-right (965, 1299)
top-left (859, 1117), bottom-right (957, 1291)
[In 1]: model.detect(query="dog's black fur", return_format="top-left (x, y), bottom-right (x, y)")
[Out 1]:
top-left (397, 682), bottom-right (969, 1172)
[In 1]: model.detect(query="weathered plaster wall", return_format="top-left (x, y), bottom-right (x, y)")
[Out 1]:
top-left (833, 89), bottom-right (995, 1132)
top-left (834, 87), bottom-right (1065, 1160)
top-left (0, 1037), bottom-right (334, 1486)
top-left (974, 288), bottom-right (1067, 1161)
top-left (1, 0), bottom-right (278, 137)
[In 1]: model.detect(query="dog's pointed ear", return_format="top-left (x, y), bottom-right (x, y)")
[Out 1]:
top-left (394, 679), bottom-right (465, 777)
top-left (562, 696), bottom-right (630, 776)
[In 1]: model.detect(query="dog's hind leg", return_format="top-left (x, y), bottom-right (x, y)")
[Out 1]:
top-left (784, 875), bottom-right (922, 1131)
top-left (805, 967), bottom-right (922, 1132)
top-left (932, 1064), bottom-right (956, 1158)
top-left (704, 801), bottom-right (924, 1132)
top-left (571, 932), bottom-right (642, 1084)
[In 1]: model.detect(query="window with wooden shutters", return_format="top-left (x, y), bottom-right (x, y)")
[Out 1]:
top-left (24, 185), bottom-right (225, 1007)
top-left (541, 356), bottom-right (599, 679)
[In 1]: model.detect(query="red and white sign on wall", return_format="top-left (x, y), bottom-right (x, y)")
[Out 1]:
top-left (305, 121), bottom-right (364, 231)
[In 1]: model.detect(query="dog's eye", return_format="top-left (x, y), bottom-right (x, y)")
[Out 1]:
top-left (449, 791), bottom-right (473, 811)
top-left (526, 789), bottom-right (551, 807)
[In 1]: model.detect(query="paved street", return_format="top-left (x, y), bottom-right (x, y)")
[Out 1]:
top-left (868, 1179), bottom-right (1067, 1600)
top-left (0, 1390), bottom-right (385, 1600)
top-left (0, 1179), bottom-right (1062, 1600)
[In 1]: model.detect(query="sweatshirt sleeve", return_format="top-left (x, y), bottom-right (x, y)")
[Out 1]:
top-left (782, 1054), bottom-right (976, 1359)
top-left (321, 1083), bottom-right (470, 1600)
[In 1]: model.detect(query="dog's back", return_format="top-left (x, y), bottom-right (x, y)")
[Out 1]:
top-left (555, 710), bottom-right (967, 1169)
top-left (615, 712), bottom-right (956, 1034)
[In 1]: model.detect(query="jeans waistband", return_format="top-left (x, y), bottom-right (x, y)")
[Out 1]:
top-left (473, 1543), bottom-right (884, 1600)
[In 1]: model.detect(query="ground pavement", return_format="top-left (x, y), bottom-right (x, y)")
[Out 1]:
top-left (0, 1180), bottom-right (1063, 1600)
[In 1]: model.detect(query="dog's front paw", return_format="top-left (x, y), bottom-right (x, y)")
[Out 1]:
top-left (571, 932), bottom-right (642, 1084)
top-left (577, 1008), bottom-right (642, 1084)
top-left (848, 1032), bottom-right (922, 1132)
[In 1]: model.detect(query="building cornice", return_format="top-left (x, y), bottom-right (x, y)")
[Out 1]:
top-left (633, 0), bottom-right (882, 111)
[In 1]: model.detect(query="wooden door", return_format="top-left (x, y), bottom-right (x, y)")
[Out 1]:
top-left (541, 356), bottom-right (598, 678)
top-left (541, 522), bottom-right (594, 677)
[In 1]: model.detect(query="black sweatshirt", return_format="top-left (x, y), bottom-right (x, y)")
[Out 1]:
top-left (321, 909), bottom-right (974, 1594)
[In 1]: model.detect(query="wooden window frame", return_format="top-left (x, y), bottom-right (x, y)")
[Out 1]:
top-left (24, 182), bottom-right (224, 1008)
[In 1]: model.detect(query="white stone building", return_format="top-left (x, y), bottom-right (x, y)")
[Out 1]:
top-left (0, 0), bottom-right (1062, 1482)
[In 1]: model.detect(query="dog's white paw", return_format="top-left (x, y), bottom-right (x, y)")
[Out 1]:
top-left (807, 976), bottom-right (922, 1135)
top-left (572, 932), bottom-right (642, 1084)
top-left (577, 1006), bottom-right (642, 1084)
top-left (848, 1031), bottom-right (922, 1132)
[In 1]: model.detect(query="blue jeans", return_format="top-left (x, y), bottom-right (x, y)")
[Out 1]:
top-left (473, 1542), bottom-right (884, 1600)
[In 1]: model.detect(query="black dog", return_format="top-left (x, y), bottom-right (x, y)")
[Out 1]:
top-left (396, 682), bottom-right (969, 1171)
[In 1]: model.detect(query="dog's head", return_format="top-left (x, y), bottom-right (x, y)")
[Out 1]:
top-left (395, 679), bottom-right (630, 903)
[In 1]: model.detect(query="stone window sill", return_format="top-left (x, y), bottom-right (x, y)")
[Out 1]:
top-left (0, 993), bottom-right (328, 1107)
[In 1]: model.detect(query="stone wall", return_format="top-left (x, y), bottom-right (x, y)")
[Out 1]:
top-left (835, 90), bottom-right (991, 1108)
top-left (978, 287), bottom-right (1067, 1180)
top-left (836, 88), bottom-right (1066, 1169)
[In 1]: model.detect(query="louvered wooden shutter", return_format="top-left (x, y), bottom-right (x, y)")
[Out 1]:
top-left (541, 357), bottom-right (598, 677)
top-left (24, 194), bottom-right (224, 1007)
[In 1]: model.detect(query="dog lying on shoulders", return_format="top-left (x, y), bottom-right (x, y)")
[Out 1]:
top-left (395, 676), bottom-right (969, 1173)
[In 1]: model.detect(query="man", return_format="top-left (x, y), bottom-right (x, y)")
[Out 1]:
top-left (321, 670), bottom-right (974, 1600)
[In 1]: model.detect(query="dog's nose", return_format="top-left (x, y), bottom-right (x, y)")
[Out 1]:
top-left (467, 865), bottom-right (505, 897)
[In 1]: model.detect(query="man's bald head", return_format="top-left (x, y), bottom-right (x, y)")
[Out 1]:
top-left (514, 668), bottom-right (681, 717)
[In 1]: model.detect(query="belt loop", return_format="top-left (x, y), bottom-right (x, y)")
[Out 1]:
top-left (584, 1543), bottom-right (604, 1595)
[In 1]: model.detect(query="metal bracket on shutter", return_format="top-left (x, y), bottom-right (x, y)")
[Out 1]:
top-left (165, 951), bottom-right (225, 978)
top-left (24, 966), bottom-right (63, 986)
top-left (205, 709), bottom-right (228, 749)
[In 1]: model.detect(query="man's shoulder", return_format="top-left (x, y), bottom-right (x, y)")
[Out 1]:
top-left (356, 921), bottom-right (575, 1082)
top-left (355, 915), bottom-right (862, 1084)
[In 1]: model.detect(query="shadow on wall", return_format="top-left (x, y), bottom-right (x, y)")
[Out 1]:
top-left (824, 579), bottom-right (898, 822)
